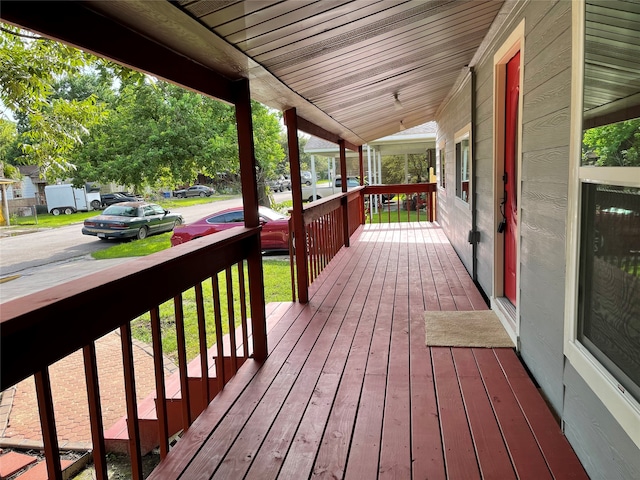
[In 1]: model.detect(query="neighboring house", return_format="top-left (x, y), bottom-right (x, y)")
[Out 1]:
top-left (1, 2), bottom-right (638, 479)
top-left (2, 166), bottom-right (46, 216)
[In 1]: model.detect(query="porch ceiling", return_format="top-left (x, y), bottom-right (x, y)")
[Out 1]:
top-left (2, 0), bottom-right (506, 146)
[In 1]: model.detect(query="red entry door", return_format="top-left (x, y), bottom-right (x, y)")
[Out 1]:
top-left (504, 51), bottom-right (520, 305)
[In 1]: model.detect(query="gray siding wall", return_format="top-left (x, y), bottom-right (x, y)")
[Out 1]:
top-left (435, 77), bottom-right (473, 273)
top-left (435, 0), bottom-right (639, 476)
top-left (564, 363), bottom-right (640, 479)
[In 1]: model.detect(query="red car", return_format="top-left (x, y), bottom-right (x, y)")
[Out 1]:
top-left (170, 206), bottom-right (290, 251)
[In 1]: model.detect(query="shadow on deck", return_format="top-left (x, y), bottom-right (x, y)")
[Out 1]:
top-left (149, 223), bottom-right (587, 479)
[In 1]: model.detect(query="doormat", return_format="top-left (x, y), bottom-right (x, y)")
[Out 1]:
top-left (425, 310), bottom-right (514, 348)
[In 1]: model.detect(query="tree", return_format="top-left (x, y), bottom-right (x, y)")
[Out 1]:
top-left (0, 24), bottom-right (106, 180)
top-left (381, 153), bottom-right (427, 184)
top-left (582, 119), bottom-right (640, 167)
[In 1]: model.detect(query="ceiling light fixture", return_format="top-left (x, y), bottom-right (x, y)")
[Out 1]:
top-left (399, 120), bottom-right (406, 131)
top-left (394, 93), bottom-right (403, 111)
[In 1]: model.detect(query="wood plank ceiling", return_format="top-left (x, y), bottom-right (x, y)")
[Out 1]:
top-left (174, 0), bottom-right (505, 143)
top-left (4, 0), bottom-right (507, 145)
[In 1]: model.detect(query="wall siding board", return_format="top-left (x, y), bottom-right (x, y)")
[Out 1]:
top-left (563, 363), bottom-right (640, 480)
top-left (525, 28), bottom-right (572, 93)
top-left (521, 147), bottom-right (570, 184)
top-left (522, 68), bottom-right (572, 123)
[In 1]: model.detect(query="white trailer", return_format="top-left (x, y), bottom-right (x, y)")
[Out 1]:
top-left (44, 184), bottom-right (102, 215)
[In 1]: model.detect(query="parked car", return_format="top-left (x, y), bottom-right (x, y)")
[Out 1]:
top-left (301, 171), bottom-right (313, 186)
top-left (82, 201), bottom-right (183, 240)
top-left (267, 178), bottom-right (283, 192)
top-left (280, 175), bottom-right (292, 191)
top-left (171, 206), bottom-right (290, 251)
top-left (173, 185), bottom-right (215, 198)
top-left (100, 192), bottom-right (142, 207)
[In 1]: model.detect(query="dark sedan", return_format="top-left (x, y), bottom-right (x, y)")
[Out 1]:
top-left (173, 185), bottom-right (215, 198)
top-left (82, 202), bottom-right (183, 240)
top-left (100, 192), bottom-right (143, 207)
top-left (170, 206), bottom-right (289, 251)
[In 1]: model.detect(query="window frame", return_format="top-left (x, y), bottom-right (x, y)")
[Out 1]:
top-left (454, 124), bottom-right (472, 207)
top-left (438, 140), bottom-right (446, 190)
top-left (564, 0), bottom-right (640, 447)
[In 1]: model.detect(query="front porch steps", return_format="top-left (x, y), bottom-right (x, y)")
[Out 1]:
top-left (103, 302), bottom-right (293, 455)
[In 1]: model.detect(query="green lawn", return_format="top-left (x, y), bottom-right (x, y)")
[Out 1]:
top-left (91, 228), bottom-right (291, 361)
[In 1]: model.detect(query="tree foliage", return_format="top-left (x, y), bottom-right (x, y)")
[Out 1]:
top-left (582, 118), bottom-right (640, 167)
top-left (0, 24), bottom-right (106, 179)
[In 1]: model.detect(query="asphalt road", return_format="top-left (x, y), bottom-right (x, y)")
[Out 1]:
top-left (0, 191), bottom-right (292, 302)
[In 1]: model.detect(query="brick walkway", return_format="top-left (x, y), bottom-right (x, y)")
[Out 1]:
top-left (0, 330), bottom-right (176, 450)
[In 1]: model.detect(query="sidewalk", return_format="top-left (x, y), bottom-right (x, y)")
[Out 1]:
top-left (0, 330), bottom-right (176, 450)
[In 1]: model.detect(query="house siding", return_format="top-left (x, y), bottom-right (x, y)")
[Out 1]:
top-left (436, 0), bottom-right (639, 476)
top-left (435, 77), bottom-right (473, 273)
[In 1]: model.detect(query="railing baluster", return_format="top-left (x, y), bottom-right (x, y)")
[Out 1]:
top-left (34, 369), bottom-right (62, 480)
top-left (120, 323), bottom-right (143, 480)
top-left (225, 267), bottom-right (238, 375)
top-left (238, 261), bottom-right (250, 359)
top-left (83, 343), bottom-right (108, 479)
top-left (149, 307), bottom-right (169, 459)
top-left (194, 283), bottom-right (210, 409)
top-left (174, 294), bottom-right (192, 428)
top-left (212, 274), bottom-right (226, 390)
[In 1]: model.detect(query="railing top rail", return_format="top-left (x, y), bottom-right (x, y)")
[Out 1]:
top-left (1, 226), bottom-right (260, 390)
top-left (292, 186), bottom-right (365, 225)
top-left (363, 183), bottom-right (437, 194)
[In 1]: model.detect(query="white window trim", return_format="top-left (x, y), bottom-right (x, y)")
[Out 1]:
top-left (437, 140), bottom-right (446, 192)
top-left (564, 0), bottom-right (640, 447)
top-left (454, 124), bottom-right (472, 210)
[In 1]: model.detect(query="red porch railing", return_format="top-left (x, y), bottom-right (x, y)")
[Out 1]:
top-left (364, 183), bottom-right (437, 223)
top-left (289, 183), bottom-right (438, 302)
top-left (0, 228), bottom-right (267, 480)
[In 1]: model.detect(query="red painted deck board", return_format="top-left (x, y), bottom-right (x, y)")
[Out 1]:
top-left (147, 223), bottom-right (587, 480)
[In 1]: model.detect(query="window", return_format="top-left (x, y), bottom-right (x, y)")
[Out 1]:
top-left (438, 145), bottom-right (446, 189)
top-left (455, 127), bottom-right (471, 203)
top-left (565, 0), bottom-right (640, 445)
top-left (578, 183), bottom-right (640, 400)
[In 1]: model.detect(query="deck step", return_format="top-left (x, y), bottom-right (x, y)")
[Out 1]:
top-left (104, 303), bottom-right (292, 454)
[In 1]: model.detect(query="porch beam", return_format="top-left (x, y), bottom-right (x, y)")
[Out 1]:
top-left (0, 1), bottom-right (236, 104)
top-left (295, 116), bottom-right (359, 152)
top-left (284, 108), bottom-right (309, 303)
top-left (234, 78), bottom-right (267, 361)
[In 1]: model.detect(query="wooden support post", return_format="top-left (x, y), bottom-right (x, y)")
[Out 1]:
top-left (284, 108), bottom-right (309, 303)
top-left (83, 343), bottom-right (108, 478)
top-left (339, 140), bottom-right (350, 247)
top-left (35, 369), bottom-right (62, 480)
top-left (358, 145), bottom-right (365, 224)
top-left (234, 77), bottom-right (268, 360)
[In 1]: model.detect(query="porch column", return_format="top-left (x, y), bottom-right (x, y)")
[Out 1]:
top-left (1, 184), bottom-right (9, 226)
top-left (405, 153), bottom-right (409, 183)
top-left (339, 140), bottom-right (349, 248)
top-left (284, 108), bottom-right (309, 303)
top-left (311, 155), bottom-right (317, 200)
top-left (234, 78), bottom-right (267, 360)
top-left (358, 146), bottom-right (365, 224)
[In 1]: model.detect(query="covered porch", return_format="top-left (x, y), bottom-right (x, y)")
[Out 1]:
top-left (149, 222), bottom-right (586, 479)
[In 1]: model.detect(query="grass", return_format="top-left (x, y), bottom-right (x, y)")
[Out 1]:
top-left (131, 258), bottom-right (291, 362)
top-left (89, 227), bottom-right (291, 360)
top-left (368, 207), bottom-right (430, 223)
top-left (91, 232), bottom-right (173, 259)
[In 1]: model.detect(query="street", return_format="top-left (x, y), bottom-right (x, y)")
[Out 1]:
top-left (0, 191), bottom-right (292, 302)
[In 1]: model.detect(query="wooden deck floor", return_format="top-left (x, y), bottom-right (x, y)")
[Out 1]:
top-left (149, 223), bottom-right (587, 480)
